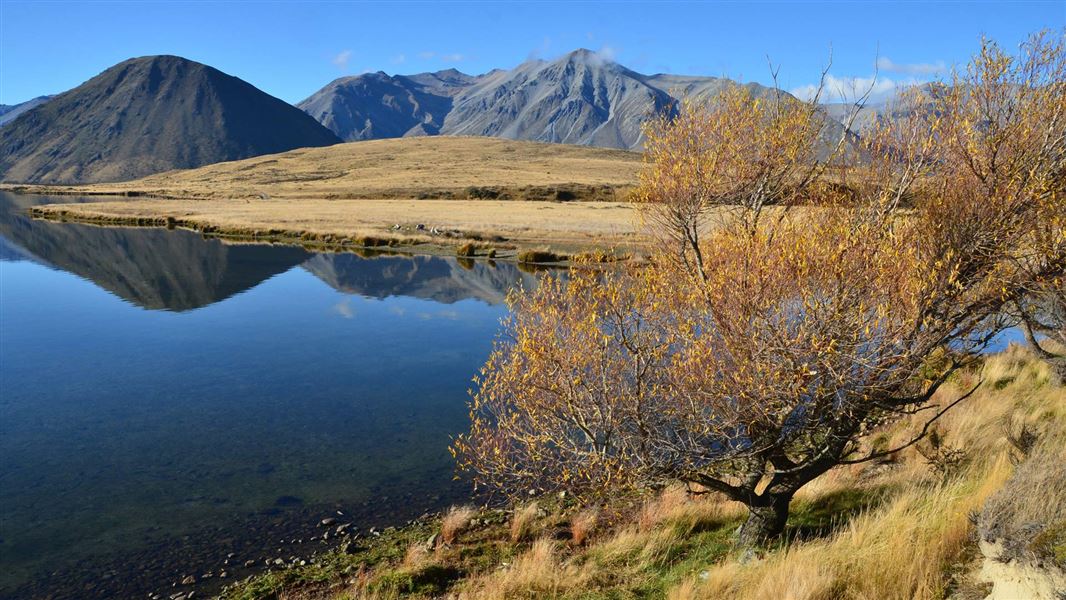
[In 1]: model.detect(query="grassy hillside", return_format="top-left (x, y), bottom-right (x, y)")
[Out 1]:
top-left (5, 136), bottom-right (641, 202)
top-left (217, 346), bottom-right (1065, 600)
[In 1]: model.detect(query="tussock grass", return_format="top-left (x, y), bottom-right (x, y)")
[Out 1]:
top-left (509, 502), bottom-right (541, 543)
top-left (569, 508), bottom-right (599, 546)
top-left (440, 505), bottom-right (476, 546)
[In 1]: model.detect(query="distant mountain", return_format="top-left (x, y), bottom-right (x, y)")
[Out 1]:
top-left (823, 83), bottom-right (942, 135)
top-left (0, 55), bottom-right (340, 184)
top-left (0, 96), bottom-right (52, 127)
top-left (299, 49), bottom-right (848, 152)
top-left (298, 69), bottom-right (476, 141)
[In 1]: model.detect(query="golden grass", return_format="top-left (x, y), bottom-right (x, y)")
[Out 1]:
top-left (30, 197), bottom-right (649, 253)
top-left (569, 508), bottom-right (600, 546)
top-left (462, 539), bottom-right (586, 600)
top-left (440, 505), bottom-right (477, 546)
top-left (510, 502), bottom-right (541, 543)
top-left (5, 136), bottom-right (641, 201)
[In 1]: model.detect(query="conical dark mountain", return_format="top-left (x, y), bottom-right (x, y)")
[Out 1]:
top-left (0, 55), bottom-right (340, 184)
top-left (299, 49), bottom-right (849, 152)
top-left (0, 192), bottom-right (311, 310)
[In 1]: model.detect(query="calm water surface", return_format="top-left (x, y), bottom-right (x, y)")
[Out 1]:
top-left (0, 192), bottom-right (537, 599)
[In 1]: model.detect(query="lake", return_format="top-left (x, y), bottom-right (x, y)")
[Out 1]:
top-left (0, 192), bottom-right (538, 599)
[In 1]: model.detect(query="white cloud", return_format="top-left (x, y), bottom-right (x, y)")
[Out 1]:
top-left (876, 56), bottom-right (946, 75)
top-left (790, 74), bottom-right (919, 103)
top-left (596, 45), bottom-right (617, 62)
top-left (391, 53), bottom-right (406, 65)
top-left (332, 49), bottom-right (352, 70)
top-left (333, 298), bottom-right (354, 319)
top-left (417, 51), bottom-right (435, 60)
top-left (440, 53), bottom-right (465, 62)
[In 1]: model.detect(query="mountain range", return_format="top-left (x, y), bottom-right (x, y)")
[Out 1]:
top-left (297, 49), bottom-right (821, 151)
top-left (1, 50), bottom-right (862, 184)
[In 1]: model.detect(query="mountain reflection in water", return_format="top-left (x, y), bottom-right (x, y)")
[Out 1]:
top-left (0, 191), bottom-right (541, 599)
top-left (0, 192), bottom-right (539, 311)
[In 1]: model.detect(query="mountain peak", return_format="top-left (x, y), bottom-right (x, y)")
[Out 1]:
top-left (559, 48), bottom-right (615, 66)
top-left (0, 56), bottom-right (338, 184)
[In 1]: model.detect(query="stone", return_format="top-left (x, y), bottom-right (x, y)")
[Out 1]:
top-left (180, 575), bottom-right (196, 585)
top-left (320, 517), bottom-right (337, 527)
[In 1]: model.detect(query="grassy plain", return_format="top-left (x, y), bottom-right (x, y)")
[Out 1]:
top-left (11, 137), bottom-right (648, 255)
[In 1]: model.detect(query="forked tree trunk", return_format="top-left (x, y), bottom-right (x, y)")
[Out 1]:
top-left (737, 492), bottom-right (793, 547)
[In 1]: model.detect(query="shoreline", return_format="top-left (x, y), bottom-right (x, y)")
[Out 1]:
top-left (27, 196), bottom-right (648, 264)
top-left (5, 485), bottom-right (475, 600)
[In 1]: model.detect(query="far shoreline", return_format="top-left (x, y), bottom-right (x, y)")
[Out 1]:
top-left (22, 193), bottom-right (649, 265)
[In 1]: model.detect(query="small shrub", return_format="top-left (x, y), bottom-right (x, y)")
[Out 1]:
top-left (457, 242), bottom-right (477, 257)
top-left (1003, 413), bottom-right (1039, 465)
top-left (440, 505), bottom-right (476, 545)
top-left (510, 502), bottom-right (540, 543)
top-left (916, 428), bottom-right (968, 479)
top-left (516, 249), bottom-right (565, 264)
top-left (487, 248), bottom-right (497, 259)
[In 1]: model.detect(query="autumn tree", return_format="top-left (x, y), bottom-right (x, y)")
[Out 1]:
top-left (455, 32), bottom-right (1066, 546)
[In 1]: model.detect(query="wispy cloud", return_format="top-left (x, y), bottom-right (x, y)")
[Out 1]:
top-left (332, 49), bottom-right (352, 70)
top-left (417, 51), bottom-right (435, 60)
top-left (440, 53), bottom-right (465, 63)
top-left (391, 53), bottom-right (406, 65)
top-left (790, 74), bottom-right (919, 103)
top-left (333, 298), bottom-right (355, 319)
top-left (875, 56), bottom-right (946, 75)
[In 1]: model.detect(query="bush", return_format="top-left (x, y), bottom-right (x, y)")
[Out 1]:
top-left (516, 249), bottom-right (565, 264)
top-left (457, 242), bottom-right (477, 257)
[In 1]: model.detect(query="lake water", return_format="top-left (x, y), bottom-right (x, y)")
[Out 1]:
top-left (0, 192), bottom-right (538, 599)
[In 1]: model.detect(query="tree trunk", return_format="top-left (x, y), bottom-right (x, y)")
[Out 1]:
top-left (737, 493), bottom-right (792, 547)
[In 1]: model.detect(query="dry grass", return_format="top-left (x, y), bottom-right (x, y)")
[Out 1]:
top-left (30, 197), bottom-right (649, 253)
top-left (638, 486), bottom-right (692, 532)
top-left (463, 539), bottom-right (587, 600)
top-left (440, 505), bottom-right (476, 546)
top-left (569, 508), bottom-right (600, 546)
top-left (510, 502), bottom-right (541, 543)
top-left (5, 136), bottom-right (641, 201)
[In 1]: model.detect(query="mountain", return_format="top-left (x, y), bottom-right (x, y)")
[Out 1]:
top-left (303, 252), bottom-right (539, 306)
top-left (0, 96), bottom-right (52, 127)
top-left (298, 49), bottom-right (846, 152)
top-left (823, 83), bottom-right (943, 135)
top-left (0, 191), bottom-right (311, 311)
top-left (298, 69), bottom-right (476, 141)
top-left (0, 55), bottom-right (340, 184)
top-left (438, 49), bottom-right (677, 149)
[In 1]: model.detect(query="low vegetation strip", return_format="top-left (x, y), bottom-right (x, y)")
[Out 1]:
top-left (29, 197), bottom-right (648, 257)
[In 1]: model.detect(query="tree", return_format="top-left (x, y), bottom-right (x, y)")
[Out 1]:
top-left (454, 32), bottom-right (1066, 546)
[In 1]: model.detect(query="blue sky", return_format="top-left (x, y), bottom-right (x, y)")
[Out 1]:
top-left (1, 1), bottom-right (1062, 105)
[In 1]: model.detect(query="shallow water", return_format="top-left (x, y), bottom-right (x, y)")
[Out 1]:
top-left (0, 192), bottom-right (537, 598)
